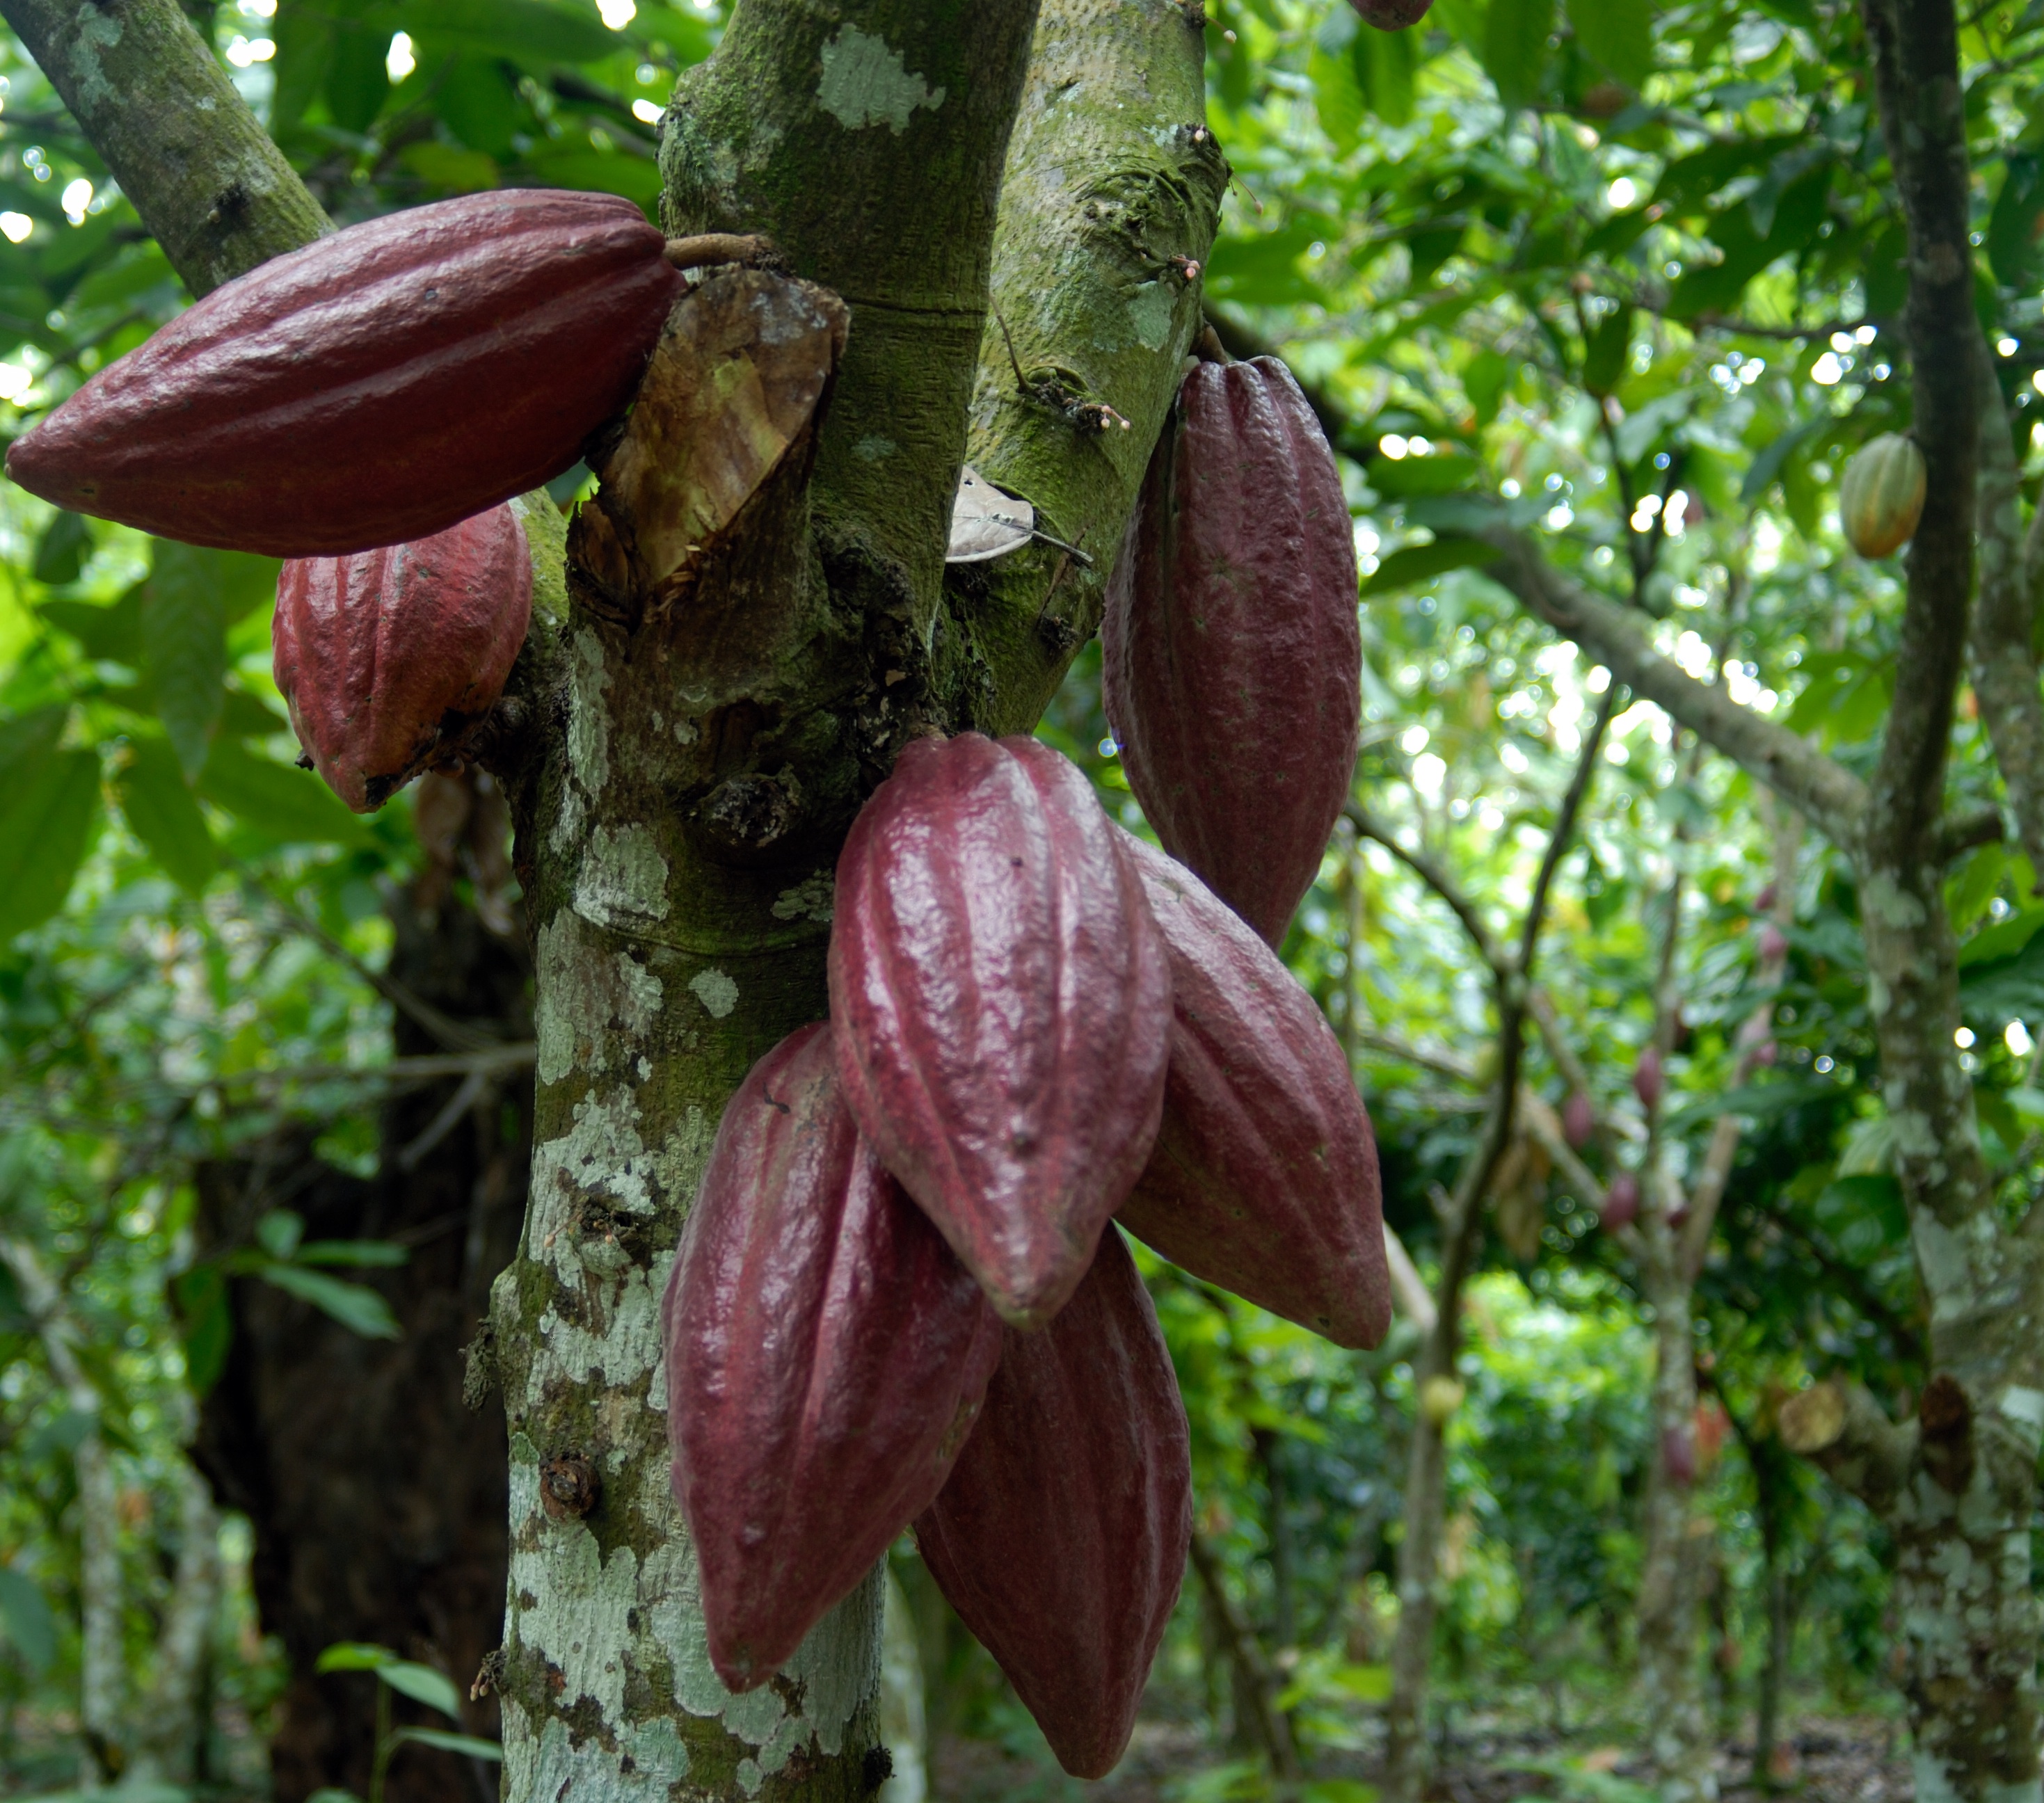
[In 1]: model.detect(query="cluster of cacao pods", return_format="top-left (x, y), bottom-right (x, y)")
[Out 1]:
top-left (666, 735), bottom-right (1385, 1778)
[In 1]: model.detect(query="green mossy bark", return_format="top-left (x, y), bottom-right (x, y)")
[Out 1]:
top-left (0, 0), bottom-right (330, 297)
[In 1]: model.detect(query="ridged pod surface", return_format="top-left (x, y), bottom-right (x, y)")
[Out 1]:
top-left (272, 502), bottom-right (532, 812)
top-left (662, 1023), bottom-right (1004, 1692)
top-left (1103, 355), bottom-right (1361, 947)
top-left (916, 1227), bottom-right (1190, 1779)
top-left (829, 733), bottom-right (1171, 1327)
top-left (6, 191), bottom-right (682, 556)
top-left (1838, 432), bottom-right (1926, 559)
top-left (1116, 831), bottom-right (1390, 1349)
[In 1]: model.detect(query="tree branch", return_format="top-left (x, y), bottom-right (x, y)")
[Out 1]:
top-left (1347, 801), bottom-right (1512, 978)
top-left (1187, 1532), bottom-right (1304, 1780)
top-left (1476, 527), bottom-right (1869, 847)
top-left (1, 0), bottom-right (329, 296)
top-left (1777, 1377), bottom-right (1916, 1513)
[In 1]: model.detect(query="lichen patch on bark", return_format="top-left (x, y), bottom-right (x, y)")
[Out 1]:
top-left (816, 26), bottom-right (945, 134)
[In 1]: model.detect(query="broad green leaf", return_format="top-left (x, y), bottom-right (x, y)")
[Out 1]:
top-left (1482, 0), bottom-right (1553, 109)
top-left (1740, 417), bottom-right (1824, 504)
top-left (141, 543), bottom-right (228, 778)
top-left (1362, 539), bottom-right (1498, 594)
top-left (258, 1264), bottom-right (401, 1340)
top-left (297, 1240), bottom-right (411, 1268)
top-left (31, 508), bottom-right (93, 586)
top-left (269, 2), bottom-right (336, 136)
top-left (376, 1658), bottom-right (465, 1720)
top-left (116, 735), bottom-right (216, 894)
top-left (1666, 170), bottom-right (1830, 321)
top-left (435, 56), bottom-right (522, 157)
top-left (1312, 46), bottom-right (1367, 151)
top-left (317, 1642), bottom-right (398, 1674)
top-left (41, 586), bottom-right (143, 663)
top-left (326, 22), bottom-right (392, 133)
top-left (1580, 303), bottom-right (1633, 397)
top-left (0, 705), bottom-right (65, 780)
top-left (1368, 452), bottom-right (1483, 496)
top-left (394, 1727), bottom-right (503, 1761)
top-left (0, 748), bottom-right (102, 941)
top-left (1355, 25), bottom-right (1416, 127)
top-left (257, 1209), bottom-right (305, 1260)
top-left (169, 1265), bottom-right (232, 1399)
top-left (198, 737), bottom-right (372, 847)
top-left (1960, 903), bottom-right (2044, 968)
top-left (415, 0), bottom-right (618, 64)
top-left (1565, 0), bottom-right (1650, 88)
top-left (1989, 152), bottom-right (2044, 290)
top-left (0, 1564), bottom-right (57, 1674)
top-left (401, 142), bottom-right (502, 195)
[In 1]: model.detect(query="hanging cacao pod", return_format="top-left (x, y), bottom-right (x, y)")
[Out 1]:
top-left (1602, 1171), bottom-right (1640, 1228)
top-left (272, 502), bottom-right (532, 812)
top-left (664, 1023), bottom-right (1004, 1692)
top-left (829, 733), bottom-right (1172, 1328)
top-left (1562, 1090), bottom-right (1596, 1151)
top-left (8, 191), bottom-right (682, 556)
top-left (1632, 1045), bottom-right (1664, 1112)
top-left (1112, 832), bottom-right (1389, 1349)
top-left (1350, 0), bottom-right (1432, 24)
top-left (916, 1226), bottom-right (1190, 1780)
top-left (1837, 433), bottom-right (1926, 559)
top-left (1103, 355), bottom-right (1360, 949)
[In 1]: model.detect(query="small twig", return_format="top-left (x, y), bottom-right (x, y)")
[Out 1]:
top-left (662, 232), bottom-right (778, 271)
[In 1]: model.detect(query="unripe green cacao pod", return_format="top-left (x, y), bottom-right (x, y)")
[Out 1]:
top-left (1114, 831), bottom-right (1390, 1349)
top-left (1103, 355), bottom-right (1361, 948)
top-left (916, 1226), bottom-right (1190, 1780)
top-left (7, 191), bottom-right (681, 556)
top-left (271, 502), bottom-right (532, 812)
top-left (663, 1022), bottom-right (1004, 1692)
top-left (1837, 433), bottom-right (1926, 559)
top-left (829, 733), bottom-right (1172, 1327)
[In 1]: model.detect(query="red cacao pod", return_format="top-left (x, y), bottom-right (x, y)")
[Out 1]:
top-left (1632, 1045), bottom-right (1664, 1112)
top-left (1562, 1090), bottom-right (1596, 1151)
top-left (916, 1226), bottom-right (1190, 1779)
top-left (663, 1022), bottom-right (1004, 1692)
top-left (1758, 922), bottom-right (1789, 962)
top-left (8, 191), bottom-right (681, 556)
top-left (1350, 0), bottom-right (1432, 24)
top-left (829, 733), bottom-right (1171, 1327)
top-left (1661, 1421), bottom-right (1697, 1486)
top-left (272, 502), bottom-right (532, 812)
top-left (1602, 1171), bottom-right (1640, 1228)
top-left (1103, 355), bottom-right (1360, 948)
top-left (1112, 831), bottom-right (1389, 1349)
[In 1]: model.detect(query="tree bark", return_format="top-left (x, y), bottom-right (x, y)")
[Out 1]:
top-left (132, 1461), bottom-right (219, 1786)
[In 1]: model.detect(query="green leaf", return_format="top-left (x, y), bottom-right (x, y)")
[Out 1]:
top-left (257, 1209), bottom-right (305, 1260)
top-left (0, 705), bottom-right (66, 780)
top-left (1580, 303), bottom-right (1632, 397)
top-left (1464, 349), bottom-right (1511, 427)
top-left (41, 586), bottom-right (143, 663)
top-left (31, 508), bottom-right (93, 586)
top-left (1565, 0), bottom-right (1650, 88)
top-left (1368, 452), bottom-right (1483, 496)
top-left (115, 735), bottom-right (216, 894)
top-left (0, 748), bottom-right (102, 941)
top-left (197, 738), bottom-right (371, 847)
top-left (307, 1792), bottom-right (365, 1803)
top-left (1961, 903), bottom-right (2044, 968)
top-left (1355, 24), bottom-right (1416, 127)
top-left (0, 1564), bottom-right (57, 1674)
top-left (393, 1727), bottom-right (503, 1761)
top-left (416, 0), bottom-right (618, 63)
top-left (1482, 0), bottom-right (1553, 109)
top-left (1739, 417), bottom-right (1824, 504)
top-left (257, 1265), bottom-right (401, 1340)
top-left (401, 142), bottom-right (502, 195)
top-left (1362, 539), bottom-right (1498, 595)
top-left (1666, 169), bottom-right (1830, 321)
top-left (1989, 152), bottom-right (2044, 291)
top-left (296, 1240), bottom-right (410, 1268)
top-left (376, 1659), bottom-right (465, 1720)
top-left (141, 543), bottom-right (228, 779)
top-left (169, 1265), bottom-right (232, 1399)
top-left (317, 1641), bottom-right (399, 1674)
top-left (326, 22), bottom-right (392, 133)
top-left (1312, 46), bottom-right (1367, 152)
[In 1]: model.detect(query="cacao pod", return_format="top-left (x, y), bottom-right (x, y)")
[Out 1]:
top-left (1758, 922), bottom-right (1789, 962)
top-left (272, 502), bottom-right (532, 812)
top-left (8, 191), bottom-right (682, 556)
top-left (1419, 1374), bottom-right (1466, 1426)
top-left (916, 1226), bottom-right (1190, 1780)
top-left (1350, 0), bottom-right (1432, 24)
top-left (1661, 1421), bottom-right (1697, 1486)
top-left (1112, 831), bottom-right (1389, 1349)
top-left (1631, 1045), bottom-right (1664, 1112)
top-left (1561, 1090), bottom-right (1595, 1151)
top-left (1837, 433), bottom-right (1926, 559)
top-left (1602, 1171), bottom-right (1640, 1228)
top-left (829, 733), bottom-right (1171, 1328)
top-left (1103, 355), bottom-right (1360, 949)
top-left (663, 1022), bottom-right (1004, 1692)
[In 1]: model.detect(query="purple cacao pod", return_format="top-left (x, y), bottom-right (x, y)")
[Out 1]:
top-left (916, 1226), bottom-right (1191, 1779)
top-left (1661, 1421), bottom-right (1697, 1486)
top-left (1113, 831), bottom-right (1389, 1349)
top-left (1103, 355), bottom-right (1361, 949)
top-left (1632, 1045), bottom-right (1664, 1112)
top-left (272, 502), bottom-right (532, 812)
top-left (829, 733), bottom-right (1172, 1327)
top-left (1562, 1090), bottom-right (1596, 1151)
top-left (1759, 922), bottom-right (1789, 962)
top-left (1350, 0), bottom-right (1432, 24)
top-left (663, 1023), bottom-right (1004, 1692)
top-left (1602, 1171), bottom-right (1640, 1228)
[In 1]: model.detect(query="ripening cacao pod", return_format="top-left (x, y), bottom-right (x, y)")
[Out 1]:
top-left (1837, 433), bottom-right (1926, 559)
top-left (916, 1226), bottom-right (1190, 1780)
top-left (1602, 1171), bottom-right (1640, 1228)
top-left (1632, 1045), bottom-right (1664, 1112)
top-left (8, 191), bottom-right (682, 556)
top-left (1112, 831), bottom-right (1389, 1349)
top-left (1350, 0), bottom-right (1432, 24)
top-left (1562, 1091), bottom-right (1596, 1151)
top-left (272, 502), bottom-right (532, 812)
top-left (663, 1023), bottom-right (1004, 1692)
top-left (829, 733), bottom-right (1172, 1327)
top-left (1661, 1421), bottom-right (1697, 1486)
top-left (1103, 355), bottom-right (1360, 949)
top-left (1758, 922), bottom-right (1789, 962)
top-left (1419, 1375), bottom-right (1466, 1426)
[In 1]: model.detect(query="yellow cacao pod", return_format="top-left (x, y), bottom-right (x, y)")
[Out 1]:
top-left (1419, 1375), bottom-right (1467, 1425)
top-left (1838, 433), bottom-right (1926, 559)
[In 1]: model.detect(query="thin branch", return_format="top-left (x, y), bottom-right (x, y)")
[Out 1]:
top-left (1187, 1533), bottom-right (1304, 1779)
top-left (1476, 526), bottom-right (1870, 847)
top-left (1347, 801), bottom-right (1512, 977)
top-left (1355, 1027), bottom-right (1480, 1085)
top-left (1382, 1224), bottom-right (1439, 1333)
top-left (1516, 686), bottom-right (1620, 975)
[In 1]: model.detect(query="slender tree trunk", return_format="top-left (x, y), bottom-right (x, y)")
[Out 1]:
top-left (133, 1461), bottom-right (219, 1785)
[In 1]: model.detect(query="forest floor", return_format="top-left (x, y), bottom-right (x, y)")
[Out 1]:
top-left (930, 1710), bottom-right (1912, 1802)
